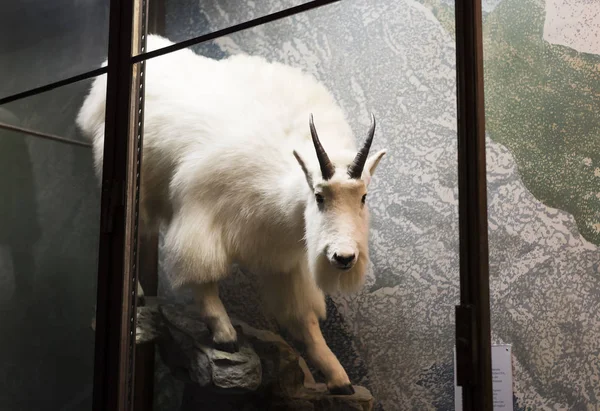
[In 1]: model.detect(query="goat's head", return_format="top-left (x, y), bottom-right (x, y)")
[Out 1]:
top-left (293, 113), bottom-right (386, 294)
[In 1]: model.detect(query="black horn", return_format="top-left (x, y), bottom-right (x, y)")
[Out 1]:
top-left (309, 114), bottom-right (335, 180)
top-left (348, 113), bottom-right (376, 179)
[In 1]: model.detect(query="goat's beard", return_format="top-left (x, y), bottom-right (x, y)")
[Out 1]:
top-left (311, 246), bottom-right (368, 294)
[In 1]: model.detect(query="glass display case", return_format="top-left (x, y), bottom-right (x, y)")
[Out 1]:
top-left (136, 1), bottom-right (467, 410)
top-left (0, 0), bottom-right (517, 410)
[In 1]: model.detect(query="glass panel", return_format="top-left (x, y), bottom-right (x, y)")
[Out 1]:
top-left (0, 81), bottom-right (94, 147)
top-left (135, 1), bottom-right (460, 409)
top-left (0, 1), bottom-right (109, 99)
top-left (483, 0), bottom-right (600, 409)
top-left (143, 0), bottom-right (311, 56)
top-left (0, 79), bottom-right (102, 409)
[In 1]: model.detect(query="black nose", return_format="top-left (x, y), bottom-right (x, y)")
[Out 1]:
top-left (333, 253), bottom-right (355, 266)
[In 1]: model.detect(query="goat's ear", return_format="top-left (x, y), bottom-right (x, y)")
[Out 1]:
top-left (366, 149), bottom-right (386, 176)
top-left (293, 150), bottom-right (313, 188)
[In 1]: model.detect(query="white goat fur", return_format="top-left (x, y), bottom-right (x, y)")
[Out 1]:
top-left (77, 35), bottom-right (385, 392)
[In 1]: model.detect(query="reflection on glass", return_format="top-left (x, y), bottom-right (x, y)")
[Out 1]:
top-left (142, 0), bottom-right (311, 56)
top-left (483, 0), bottom-right (600, 409)
top-left (0, 1), bottom-right (109, 98)
top-left (1, 79), bottom-right (95, 151)
top-left (128, 0), bottom-right (460, 409)
top-left (0, 108), bottom-right (39, 301)
top-left (0, 80), bottom-right (101, 408)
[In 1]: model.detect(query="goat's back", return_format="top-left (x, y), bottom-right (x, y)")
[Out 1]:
top-left (77, 35), bottom-right (355, 240)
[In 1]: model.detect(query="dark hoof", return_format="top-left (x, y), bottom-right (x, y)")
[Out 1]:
top-left (329, 384), bottom-right (355, 396)
top-left (214, 340), bottom-right (240, 353)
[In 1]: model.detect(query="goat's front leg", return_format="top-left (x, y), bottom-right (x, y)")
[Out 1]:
top-left (192, 282), bottom-right (238, 353)
top-left (261, 271), bottom-right (353, 395)
top-left (293, 310), bottom-right (354, 395)
top-left (290, 313), bottom-right (354, 395)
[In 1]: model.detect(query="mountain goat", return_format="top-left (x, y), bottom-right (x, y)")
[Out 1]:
top-left (77, 34), bottom-right (386, 394)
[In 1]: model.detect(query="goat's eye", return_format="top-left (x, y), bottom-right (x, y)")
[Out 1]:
top-left (361, 194), bottom-right (367, 204)
top-left (315, 194), bottom-right (324, 204)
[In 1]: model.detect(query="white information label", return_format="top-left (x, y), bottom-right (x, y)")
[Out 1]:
top-left (454, 344), bottom-right (513, 411)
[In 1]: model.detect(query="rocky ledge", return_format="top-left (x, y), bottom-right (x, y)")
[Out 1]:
top-left (136, 299), bottom-right (374, 411)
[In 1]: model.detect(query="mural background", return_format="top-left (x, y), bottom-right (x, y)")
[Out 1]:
top-left (158, 0), bottom-right (600, 409)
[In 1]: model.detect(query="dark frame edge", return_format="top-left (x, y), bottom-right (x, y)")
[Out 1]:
top-left (92, 0), bottom-right (138, 409)
top-left (455, 0), bottom-right (493, 410)
top-left (132, 1), bottom-right (155, 410)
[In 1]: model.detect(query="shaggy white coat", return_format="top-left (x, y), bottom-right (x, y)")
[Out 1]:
top-left (77, 34), bottom-right (385, 392)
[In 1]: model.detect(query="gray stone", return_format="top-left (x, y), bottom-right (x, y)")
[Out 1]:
top-left (272, 385), bottom-right (373, 411)
top-left (136, 304), bottom-right (164, 344)
top-left (159, 304), bottom-right (262, 391)
top-left (154, 349), bottom-right (184, 411)
top-left (137, 302), bottom-right (374, 410)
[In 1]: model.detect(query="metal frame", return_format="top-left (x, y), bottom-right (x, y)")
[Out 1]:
top-left (91, 0), bottom-right (147, 409)
top-left (0, 0), bottom-right (493, 409)
top-left (454, 0), bottom-right (493, 409)
top-left (133, 3), bottom-right (165, 410)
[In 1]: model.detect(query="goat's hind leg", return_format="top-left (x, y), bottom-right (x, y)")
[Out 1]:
top-left (165, 206), bottom-right (237, 352)
top-left (191, 281), bottom-right (238, 353)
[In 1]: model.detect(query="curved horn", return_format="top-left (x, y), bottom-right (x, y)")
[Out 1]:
top-left (348, 113), bottom-right (376, 179)
top-left (309, 114), bottom-right (335, 180)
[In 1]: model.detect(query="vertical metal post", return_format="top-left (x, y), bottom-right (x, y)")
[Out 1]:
top-left (92, 0), bottom-right (143, 409)
top-left (134, 2), bottom-right (163, 408)
top-left (130, 0), bottom-right (150, 410)
top-left (454, 0), bottom-right (493, 410)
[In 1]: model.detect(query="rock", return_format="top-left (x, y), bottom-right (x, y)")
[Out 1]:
top-left (153, 349), bottom-right (184, 411)
top-left (159, 304), bottom-right (262, 391)
top-left (137, 301), bottom-right (374, 410)
top-left (136, 304), bottom-right (164, 344)
top-left (272, 385), bottom-right (374, 411)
